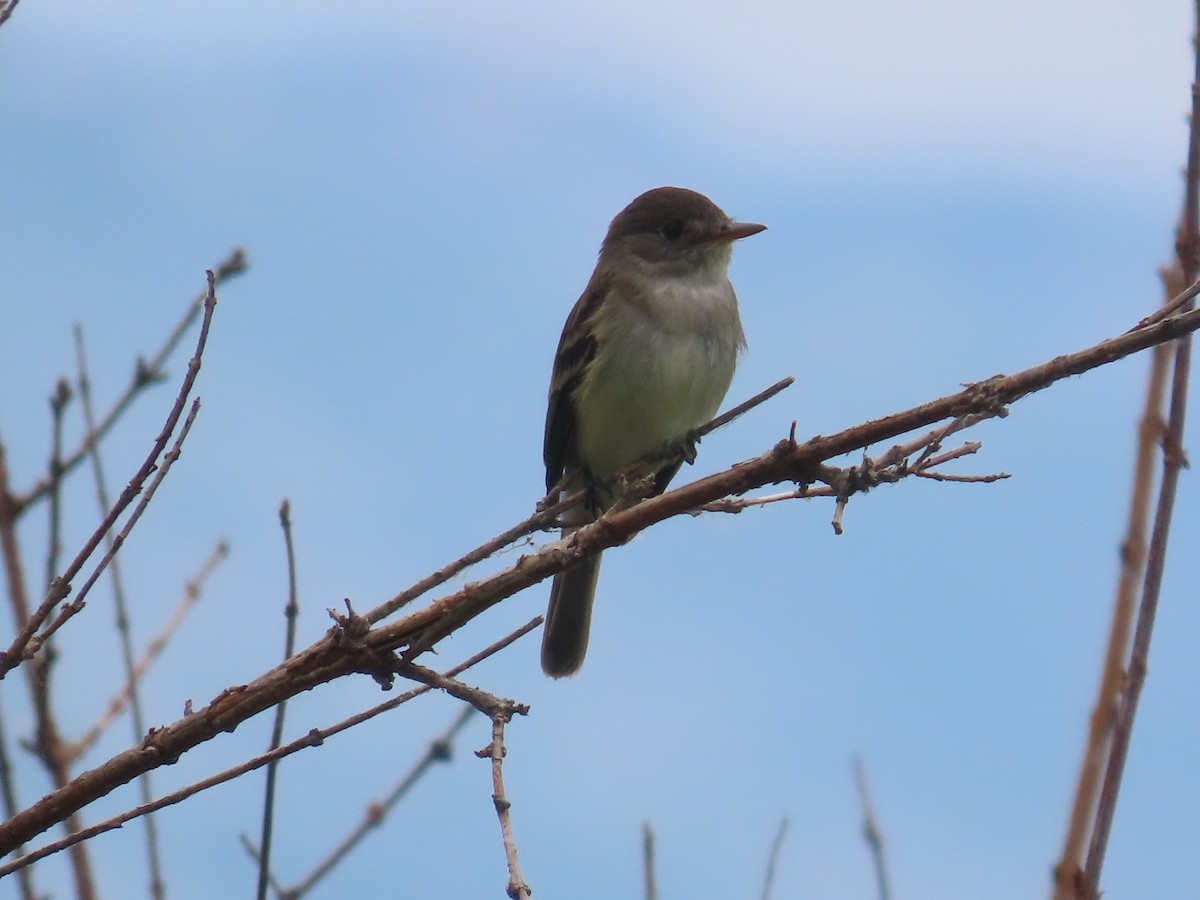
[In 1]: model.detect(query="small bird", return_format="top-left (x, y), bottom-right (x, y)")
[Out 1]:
top-left (541, 186), bottom-right (765, 677)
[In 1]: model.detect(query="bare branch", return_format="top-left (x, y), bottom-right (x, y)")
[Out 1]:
top-left (643, 822), bottom-right (657, 900)
top-left (74, 322), bottom-right (166, 899)
top-left (476, 708), bottom-right (532, 900)
top-left (853, 757), bottom-right (892, 900)
top-left (1076, 8), bottom-right (1200, 895)
top-left (760, 816), bottom-right (789, 900)
top-left (1, 300), bottom-right (1199, 856)
top-left (256, 500), bottom-right (301, 900)
top-left (0, 273), bottom-right (219, 681)
top-left (0, 619), bottom-right (541, 878)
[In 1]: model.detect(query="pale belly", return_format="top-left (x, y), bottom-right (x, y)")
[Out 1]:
top-left (573, 326), bottom-right (738, 479)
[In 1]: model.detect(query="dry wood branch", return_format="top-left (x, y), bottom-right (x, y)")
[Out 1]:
top-left (1052, 266), bottom-right (1176, 899)
top-left (74, 323), bottom-right (167, 899)
top-left (643, 822), bottom-right (657, 900)
top-left (1, 302), bottom-right (1198, 856)
top-left (854, 757), bottom-right (893, 900)
top-left (0, 0), bottom-right (21, 29)
top-left (0, 275), bottom-right (219, 681)
top-left (255, 500), bottom-right (301, 900)
top-left (1074, 8), bottom-right (1200, 895)
top-left (0, 619), bottom-right (540, 878)
top-left (760, 816), bottom-right (789, 900)
top-left (477, 707), bottom-right (532, 900)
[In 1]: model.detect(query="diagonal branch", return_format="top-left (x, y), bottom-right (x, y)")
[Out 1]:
top-left (0, 301), bottom-right (1198, 855)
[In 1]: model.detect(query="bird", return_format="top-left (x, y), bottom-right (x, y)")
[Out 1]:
top-left (540, 186), bottom-right (765, 677)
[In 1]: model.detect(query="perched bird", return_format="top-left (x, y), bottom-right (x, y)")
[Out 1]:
top-left (541, 186), bottom-right (765, 677)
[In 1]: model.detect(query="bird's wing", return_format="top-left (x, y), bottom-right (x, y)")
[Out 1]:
top-left (543, 278), bottom-right (608, 494)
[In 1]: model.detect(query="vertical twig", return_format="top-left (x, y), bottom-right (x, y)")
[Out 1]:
top-left (1079, 7), bottom-right (1200, 896)
top-left (2, 391), bottom-right (99, 900)
top-left (853, 757), bottom-right (892, 900)
top-left (482, 708), bottom-right (531, 900)
top-left (0, 696), bottom-right (39, 900)
top-left (44, 379), bottom-right (72, 594)
top-left (1051, 266), bottom-right (1175, 898)
top-left (256, 500), bottom-right (301, 900)
top-left (74, 324), bottom-right (167, 899)
top-left (642, 822), bottom-right (658, 900)
top-left (759, 816), bottom-right (789, 900)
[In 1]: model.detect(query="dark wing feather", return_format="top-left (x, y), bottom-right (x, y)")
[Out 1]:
top-left (544, 278), bottom-right (608, 493)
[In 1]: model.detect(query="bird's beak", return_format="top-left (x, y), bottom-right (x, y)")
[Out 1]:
top-left (712, 221), bottom-right (767, 242)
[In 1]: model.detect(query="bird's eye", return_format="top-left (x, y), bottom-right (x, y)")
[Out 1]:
top-left (660, 220), bottom-right (684, 241)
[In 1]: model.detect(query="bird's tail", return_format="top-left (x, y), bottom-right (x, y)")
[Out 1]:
top-left (541, 552), bottom-right (603, 678)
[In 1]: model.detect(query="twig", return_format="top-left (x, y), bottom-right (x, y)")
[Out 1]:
top-left (44, 379), bottom-right (72, 594)
top-left (1079, 6), bottom-right (1200, 892)
top-left (697, 375), bottom-right (794, 439)
top-left (68, 539), bottom-right (229, 761)
top-left (477, 709), bottom-right (532, 900)
top-left (643, 822), bottom-right (657, 900)
top-left (4, 300), bottom-right (1200, 854)
top-left (0, 0), bottom-right (21, 30)
top-left (0, 272), bottom-right (218, 681)
top-left (278, 704), bottom-right (478, 898)
top-left (256, 500), bottom-right (301, 900)
top-left (760, 816), bottom-right (789, 900)
top-left (1051, 267), bottom-right (1176, 899)
top-left (74, 323), bottom-right (166, 899)
top-left (0, 618), bottom-right (541, 877)
top-left (0, 700), bottom-right (39, 900)
top-left (39, 398), bottom-right (203, 649)
top-left (700, 439), bottom-right (1004, 515)
top-left (853, 757), bottom-right (893, 900)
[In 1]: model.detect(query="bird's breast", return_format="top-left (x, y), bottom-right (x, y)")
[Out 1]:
top-left (573, 278), bottom-right (743, 479)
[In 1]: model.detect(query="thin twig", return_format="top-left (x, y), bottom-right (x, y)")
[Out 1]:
top-left (44, 379), bottom-right (72, 594)
top-left (74, 323), bottom-right (167, 899)
top-left (0, 697), bottom-right (38, 900)
top-left (853, 757), bottom-right (893, 900)
top-left (760, 817), bottom-right (789, 900)
top-left (1080, 7), bottom-right (1200, 892)
top-left (0, 273), bottom-right (218, 680)
top-left (478, 709), bottom-right (532, 900)
top-left (1051, 267), bottom-right (1176, 899)
top-left (0, 618), bottom-right (541, 878)
top-left (256, 500), bottom-right (301, 900)
top-left (0, 0), bottom-right (21, 30)
top-left (643, 822), bottom-right (657, 900)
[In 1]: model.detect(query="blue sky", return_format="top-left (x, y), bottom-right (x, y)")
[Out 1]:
top-left (1, 2), bottom-right (1196, 898)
